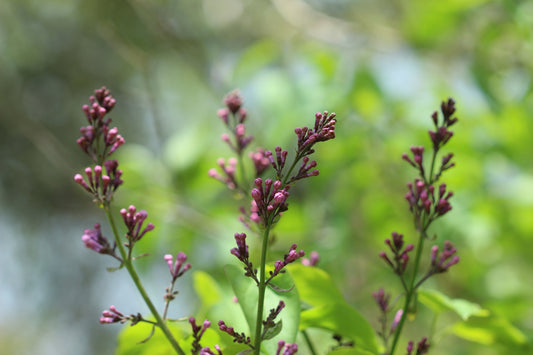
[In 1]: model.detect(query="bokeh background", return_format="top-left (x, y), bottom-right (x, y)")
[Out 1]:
top-left (1, 0), bottom-right (532, 354)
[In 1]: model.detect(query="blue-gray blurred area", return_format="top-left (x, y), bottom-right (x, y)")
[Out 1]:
top-left (1, 0), bottom-right (533, 354)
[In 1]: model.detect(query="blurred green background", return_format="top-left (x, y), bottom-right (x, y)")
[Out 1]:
top-left (1, 0), bottom-right (532, 354)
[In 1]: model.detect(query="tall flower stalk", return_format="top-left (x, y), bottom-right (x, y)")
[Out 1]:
top-left (376, 99), bottom-right (460, 354)
top-left (210, 91), bottom-right (337, 354)
top-left (74, 87), bottom-right (191, 355)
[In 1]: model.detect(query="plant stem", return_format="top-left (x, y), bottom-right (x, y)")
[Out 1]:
top-left (253, 224), bottom-right (272, 354)
top-left (388, 229), bottom-right (426, 354)
top-left (302, 330), bottom-right (318, 355)
top-left (104, 205), bottom-right (185, 355)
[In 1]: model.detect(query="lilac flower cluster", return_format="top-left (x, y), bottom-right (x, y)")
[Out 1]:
top-left (230, 233), bottom-right (258, 282)
top-left (250, 178), bottom-right (290, 226)
top-left (379, 232), bottom-right (414, 277)
top-left (276, 340), bottom-right (298, 355)
top-left (209, 91), bottom-right (256, 191)
top-left (217, 320), bottom-right (253, 346)
top-left (430, 240), bottom-right (460, 274)
top-left (99, 305), bottom-right (143, 326)
top-left (406, 337), bottom-right (430, 355)
top-left (375, 99), bottom-right (460, 354)
top-left (120, 205), bottom-right (155, 248)
top-left (81, 223), bottom-right (115, 257)
top-left (269, 244), bottom-right (305, 280)
top-left (301, 251), bottom-right (320, 266)
top-left (189, 317), bottom-right (212, 354)
top-left (75, 88), bottom-right (200, 355)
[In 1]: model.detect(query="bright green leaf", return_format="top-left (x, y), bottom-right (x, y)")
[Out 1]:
top-left (262, 320), bottom-right (283, 341)
top-left (450, 314), bottom-right (529, 348)
top-left (300, 303), bottom-right (379, 354)
top-left (193, 270), bottom-right (223, 312)
top-left (418, 288), bottom-right (489, 320)
top-left (116, 321), bottom-right (183, 355)
top-left (225, 263), bottom-right (300, 355)
top-left (287, 264), bottom-right (345, 308)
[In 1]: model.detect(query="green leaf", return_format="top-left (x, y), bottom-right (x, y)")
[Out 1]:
top-left (224, 263), bottom-right (300, 355)
top-left (450, 313), bottom-right (529, 348)
top-left (262, 320), bottom-right (282, 341)
top-left (287, 264), bottom-right (345, 308)
top-left (300, 303), bottom-right (379, 354)
top-left (193, 270), bottom-right (223, 312)
top-left (418, 288), bottom-right (489, 320)
top-left (116, 321), bottom-right (183, 355)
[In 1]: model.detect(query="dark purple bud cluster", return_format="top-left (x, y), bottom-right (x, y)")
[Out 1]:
top-left (406, 337), bottom-right (430, 355)
top-left (81, 223), bottom-right (117, 257)
top-left (75, 87), bottom-right (125, 205)
top-left (120, 205), bottom-right (155, 247)
top-left (218, 320), bottom-right (253, 346)
top-left (379, 232), bottom-right (414, 276)
top-left (250, 178), bottom-right (290, 226)
top-left (376, 99), bottom-right (459, 354)
top-left (189, 317), bottom-right (211, 354)
top-left (372, 288), bottom-right (390, 313)
top-left (295, 111), bottom-right (337, 156)
top-left (269, 244), bottom-right (305, 280)
top-left (430, 241), bottom-right (460, 274)
top-left (405, 180), bottom-right (453, 219)
top-left (77, 87), bottom-right (123, 163)
top-left (429, 98), bottom-right (458, 150)
top-left (402, 146), bottom-right (425, 178)
top-left (164, 252), bottom-right (192, 282)
top-left (262, 301), bottom-right (285, 339)
top-left (230, 233), bottom-right (258, 283)
top-left (276, 340), bottom-right (298, 355)
top-left (301, 250), bottom-right (319, 266)
top-left (100, 305), bottom-right (142, 326)
top-left (288, 156), bottom-right (319, 184)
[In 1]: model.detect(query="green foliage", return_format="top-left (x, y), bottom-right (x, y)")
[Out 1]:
top-left (3, 0), bottom-right (533, 354)
top-left (289, 264), bottom-right (380, 354)
top-left (418, 288), bottom-right (489, 321)
top-left (225, 264), bottom-right (301, 354)
top-left (116, 321), bottom-right (183, 355)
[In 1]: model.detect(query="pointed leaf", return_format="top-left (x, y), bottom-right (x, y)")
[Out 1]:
top-left (418, 288), bottom-right (489, 320)
top-left (287, 264), bottom-right (345, 307)
top-left (116, 321), bottom-right (183, 355)
top-left (262, 320), bottom-right (283, 341)
top-left (300, 303), bottom-right (379, 354)
top-left (193, 271), bottom-right (223, 311)
top-left (450, 313), bottom-right (529, 348)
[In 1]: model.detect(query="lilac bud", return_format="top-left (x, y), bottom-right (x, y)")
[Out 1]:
top-left (390, 309), bottom-right (403, 333)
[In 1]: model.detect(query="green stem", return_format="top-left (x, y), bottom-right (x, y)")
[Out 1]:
top-left (388, 228), bottom-right (426, 354)
top-left (253, 224), bottom-right (272, 354)
top-left (302, 330), bottom-right (318, 355)
top-left (104, 205), bottom-right (185, 355)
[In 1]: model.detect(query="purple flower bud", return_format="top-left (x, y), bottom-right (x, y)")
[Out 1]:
top-left (390, 309), bottom-right (403, 333)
